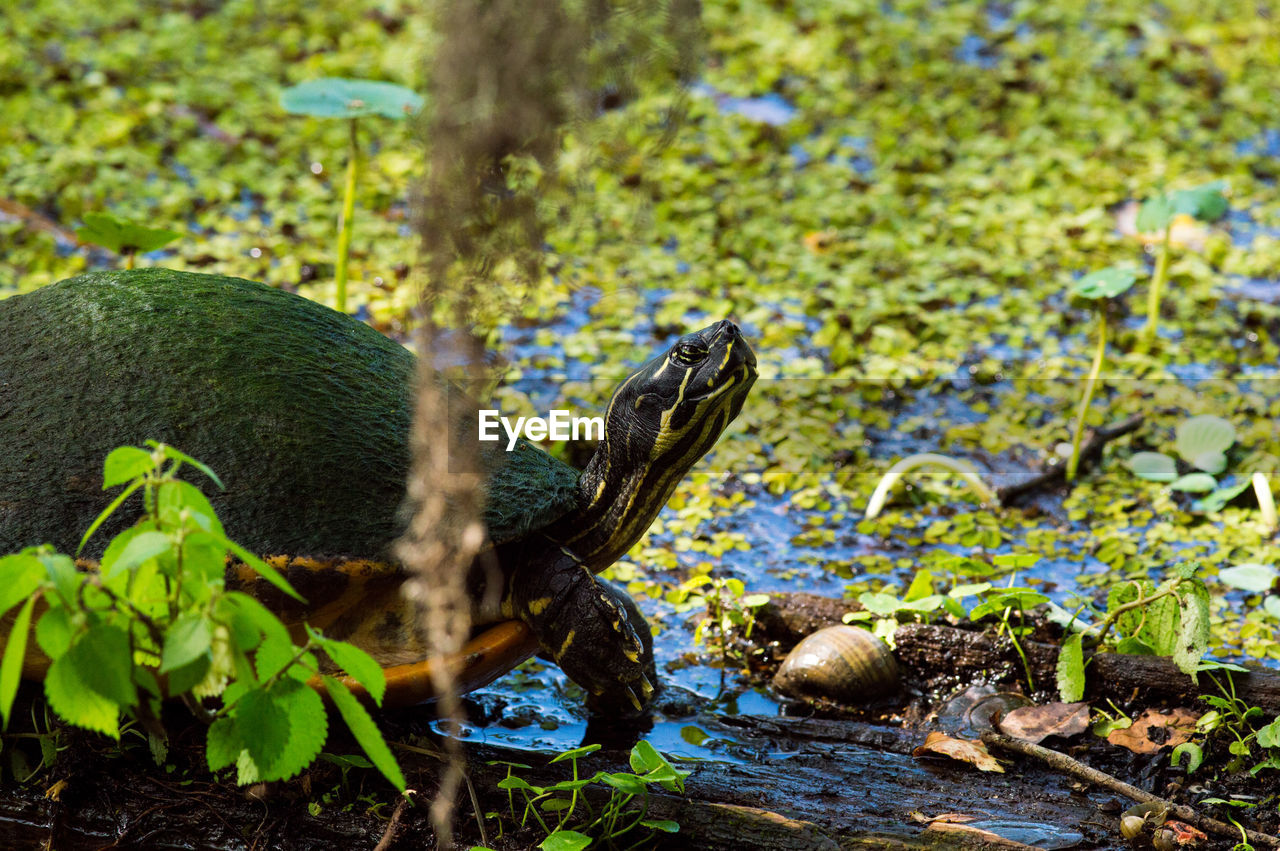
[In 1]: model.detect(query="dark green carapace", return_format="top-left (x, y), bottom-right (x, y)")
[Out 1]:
top-left (0, 269), bottom-right (756, 709)
top-left (1, 268), bottom-right (418, 558)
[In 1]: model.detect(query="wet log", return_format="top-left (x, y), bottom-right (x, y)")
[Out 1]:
top-left (759, 591), bottom-right (1280, 712)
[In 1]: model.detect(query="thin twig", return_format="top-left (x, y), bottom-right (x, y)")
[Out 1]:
top-left (996, 415), bottom-right (1144, 504)
top-left (981, 731), bottom-right (1280, 849)
top-left (373, 795), bottom-right (411, 851)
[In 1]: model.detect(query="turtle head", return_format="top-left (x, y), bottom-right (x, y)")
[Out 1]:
top-left (614, 319), bottom-right (757, 466)
top-left (564, 320), bottom-right (756, 568)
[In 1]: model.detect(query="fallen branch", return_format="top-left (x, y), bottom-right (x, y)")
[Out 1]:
top-left (981, 730), bottom-right (1280, 849)
top-left (995, 414), bottom-right (1144, 504)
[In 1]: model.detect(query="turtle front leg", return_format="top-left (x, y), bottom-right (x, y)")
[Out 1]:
top-left (509, 547), bottom-right (655, 711)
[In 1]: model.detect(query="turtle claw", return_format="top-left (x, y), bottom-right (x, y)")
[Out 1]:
top-left (626, 686), bottom-right (644, 712)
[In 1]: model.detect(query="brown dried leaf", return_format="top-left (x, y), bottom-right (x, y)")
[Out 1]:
top-left (912, 731), bottom-right (1005, 773)
top-left (996, 701), bottom-right (1091, 744)
top-left (1107, 708), bottom-right (1200, 754)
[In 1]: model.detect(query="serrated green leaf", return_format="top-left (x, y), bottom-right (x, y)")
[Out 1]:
top-left (1127, 452), bottom-right (1177, 482)
top-left (221, 592), bottom-right (293, 649)
top-left (145, 442), bottom-right (225, 490)
top-left (1219, 564), bottom-right (1279, 593)
top-left (323, 676), bottom-right (405, 791)
top-left (77, 212), bottom-right (182, 254)
top-left (1057, 632), bottom-right (1085, 702)
top-left (70, 624), bottom-right (137, 707)
top-left (163, 653), bottom-right (211, 696)
top-left (221, 538), bottom-right (305, 604)
top-left (1169, 473), bottom-right (1217, 493)
top-left (161, 613), bottom-right (213, 673)
top-left (1073, 266), bottom-right (1138, 299)
top-left (313, 635), bottom-right (386, 706)
top-left (254, 629), bottom-right (302, 682)
top-left (237, 687), bottom-right (291, 770)
top-left (252, 679), bottom-right (327, 783)
top-left (540, 830), bottom-right (592, 851)
top-left (1, 596), bottom-right (37, 730)
top-left (35, 606), bottom-right (73, 660)
top-left (1173, 582), bottom-right (1210, 682)
top-left (102, 446), bottom-right (154, 488)
top-left (45, 652), bottom-right (119, 738)
top-left (103, 530), bottom-right (172, 579)
top-left (641, 819), bottom-right (680, 833)
top-left (0, 553), bottom-right (44, 618)
top-left (1175, 415), bottom-right (1235, 465)
top-left (281, 78), bottom-right (424, 119)
top-left (78, 480), bottom-right (143, 554)
top-left (157, 480), bottom-right (224, 536)
top-left (206, 717), bottom-right (240, 771)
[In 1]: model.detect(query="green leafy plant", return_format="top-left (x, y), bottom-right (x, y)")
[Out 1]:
top-left (1134, 181), bottom-right (1229, 347)
top-left (0, 443), bottom-right (405, 791)
top-left (668, 575), bottom-right (769, 672)
top-left (1065, 266), bottom-right (1138, 482)
top-left (280, 78), bottom-right (424, 314)
top-left (1055, 562), bottom-right (1210, 702)
top-left (75, 212), bottom-right (182, 269)
top-left (479, 740), bottom-right (685, 850)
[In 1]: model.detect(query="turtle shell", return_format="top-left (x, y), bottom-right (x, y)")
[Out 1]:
top-left (0, 268), bottom-right (581, 561)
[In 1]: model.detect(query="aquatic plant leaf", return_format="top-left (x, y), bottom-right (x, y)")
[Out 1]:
top-left (1195, 480), bottom-right (1252, 513)
top-left (1218, 563), bottom-right (1278, 593)
top-left (1127, 452), bottom-right (1177, 482)
top-left (1174, 415), bottom-right (1235, 464)
top-left (1056, 633), bottom-right (1085, 703)
top-left (1170, 181), bottom-right (1228, 222)
top-left (1073, 266), bottom-right (1137, 299)
top-left (280, 78), bottom-right (424, 119)
top-left (76, 212), bottom-right (181, 254)
top-left (540, 831), bottom-right (592, 851)
top-left (1169, 473), bottom-right (1217, 493)
top-left (1191, 451), bottom-right (1227, 475)
top-left (1136, 194), bottom-right (1174, 232)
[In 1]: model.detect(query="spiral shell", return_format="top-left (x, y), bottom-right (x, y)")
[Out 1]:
top-left (772, 625), bottom-right (900, 703)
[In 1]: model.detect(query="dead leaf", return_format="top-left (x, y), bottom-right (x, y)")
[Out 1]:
top-left (912, 731), bottom-right (1005, 772)
top-left (1107, 708), bottom-right (1200, 754)
top-left (997, 701), bottom-right (1090, 744)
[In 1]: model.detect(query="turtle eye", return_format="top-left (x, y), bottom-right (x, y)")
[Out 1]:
top-left (672, 340), bottom-right (708, 366)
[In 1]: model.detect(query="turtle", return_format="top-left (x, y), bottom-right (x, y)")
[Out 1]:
top-left (0, 268), bottom-right (757, 710)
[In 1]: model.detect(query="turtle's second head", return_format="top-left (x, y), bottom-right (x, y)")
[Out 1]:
top-left (565, 320), bottom-right (756, 567)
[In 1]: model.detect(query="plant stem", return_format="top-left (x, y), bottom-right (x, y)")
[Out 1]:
top-left (864, 453), bottom-right (998, 519)
top-left (334, 118), bottom-right (359, 314)
top-left (1066, 307), bottom-right (1107, 483)
top-left (1141, 223), bottom-right (1173, 347)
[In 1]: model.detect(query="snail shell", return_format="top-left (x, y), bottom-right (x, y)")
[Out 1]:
top-left (772, 625), bottom-right (900, 703)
